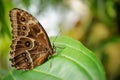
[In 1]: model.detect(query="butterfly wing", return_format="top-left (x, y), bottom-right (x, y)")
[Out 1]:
top-left (9, 8), bottom-right (54, 70)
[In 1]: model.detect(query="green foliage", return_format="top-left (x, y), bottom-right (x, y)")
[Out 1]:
top-left (3, 36), bottom-right (106, 80)
top-left (22, 0), bottom-right (30, 8)
top-left (0, 0), bottom-right (11, 38)
top-left (89, 0), bottom-right (116, 25)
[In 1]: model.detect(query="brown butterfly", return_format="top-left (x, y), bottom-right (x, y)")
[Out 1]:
top-left (9, 8), bottom-right (54, 70)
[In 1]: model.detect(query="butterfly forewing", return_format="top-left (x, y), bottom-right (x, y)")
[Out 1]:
top-left (9, 8), bottom-right (54, 70)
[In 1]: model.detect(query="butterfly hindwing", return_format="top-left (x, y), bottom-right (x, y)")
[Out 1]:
top-left (9, 8), bottom-right (54, 70)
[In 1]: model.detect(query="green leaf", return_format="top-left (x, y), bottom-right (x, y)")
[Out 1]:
top-left (3, 36), bottom-right (106, 80)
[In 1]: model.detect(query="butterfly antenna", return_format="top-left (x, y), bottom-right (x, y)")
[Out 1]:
top-left (52, 29), bottom-right (61, 44)
top-left (51, 29), bottom-right (61, 53)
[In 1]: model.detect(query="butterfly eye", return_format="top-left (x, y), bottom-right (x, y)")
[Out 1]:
top-left (22, 53), bottom-right (26, 56)
top-left (27, 63), bottom-right (30, 66)
top-left (25, 41), bottom-right (30, 47)
top-left (24, 59), bottom-right (28, 62)
top-left (20, 17), bottom-right (26, 22)
top-left (22, 26), bottom-right (26, 30)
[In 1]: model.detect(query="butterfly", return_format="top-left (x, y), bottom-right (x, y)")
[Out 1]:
top-left (9, 8), bottom-right (54, 70)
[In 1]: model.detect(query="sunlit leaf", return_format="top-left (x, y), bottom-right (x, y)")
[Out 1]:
top-left (3, 36), bottom-right (106, 80)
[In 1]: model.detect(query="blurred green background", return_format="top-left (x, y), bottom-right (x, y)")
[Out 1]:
top-left (0, 0), bottom-right (120, 80)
